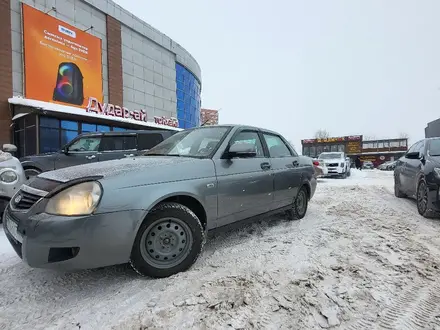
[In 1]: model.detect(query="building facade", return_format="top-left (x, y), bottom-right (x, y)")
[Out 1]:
top-left (200, 108), bottom-right (219, 126)
top-left (1, 0), bottom-right (202, 157)
top-left (302, 135), bottom-right (408, 167)
top-left (425, 118), bottom-right (440, 138)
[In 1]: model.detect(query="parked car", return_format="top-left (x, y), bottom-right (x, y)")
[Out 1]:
top-left (3, 125), bottom-right (316, 278)
top-left (363, 161), bottom-right (374, 169)
top-left (378, 160), bottom-right (396, 171)
top-left (317, 152), bottom-right (351, 178)
top-left (20, 129), bottom-right (177, 180)
top-left (394, 137), bottom-right (440, 218)
top-left (313, 159), bottom-right (328, 177)
top-left (0, 144), bottom-right (26, 221)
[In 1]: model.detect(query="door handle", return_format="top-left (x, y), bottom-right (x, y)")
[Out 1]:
top-left (260, 162), bottom-right (271, 170)
top-left (292, 160), bottom-right (299, 167)
top-left (86, 155), bottom-right (96, 160)
top-left (124, 154), bottom-right (135, 157)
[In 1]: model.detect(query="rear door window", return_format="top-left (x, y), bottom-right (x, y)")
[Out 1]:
top-left (100, 135), bottom-right (137, 151)
top-left (137, 133), bottom-right (164, 151)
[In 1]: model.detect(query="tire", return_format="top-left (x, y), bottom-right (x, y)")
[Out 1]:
top-left (130, 202), bottom-right (205, 278)
top-left (347, 168), bottom-right (351, 177)
top-left (394, 178), bottom-right (406, 198)
top-left (416, 179), bottom-right (437, 218)
top-left (286, 185), bottom-right (309, 220)
top-left (341, 170), bottom-right (347, 179)
top-left (24, 167), bottom-right (41, 182)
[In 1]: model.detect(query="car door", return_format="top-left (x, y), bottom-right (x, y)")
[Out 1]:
top-left (403, 140), bottom-right (425, 195)
top-left (214, 129), bottom-right (274, 227)
top-left (399, 141), bottom-right (421, 194)
top-left (262, 132), bottom-right (302, 210)
top-left (97, 134), bottom-right (137, 162)
top-left (54, 135), bottom-right (101, 169)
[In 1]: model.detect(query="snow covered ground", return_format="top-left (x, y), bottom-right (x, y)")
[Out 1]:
top-left (2, 169), bottom-right (440, 330)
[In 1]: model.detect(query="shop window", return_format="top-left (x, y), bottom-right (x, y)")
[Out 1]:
top-left (310, 146), bottom-right (316, 157)
top-left (40, 117), bottom-right (59, 129)
top-left (338, 144), bottom-right (345, 152)
top-left (13, 113), bottom-right (38, 157)
top-left (82, 123), bottom-right (97, 132)
top-left (316, 146), bottom-right (323, 156)
top-left (112, 127), bottom-right (127, 132)
top-left (97, 125), bottom-right (110, 132)
top-left (331, 145), bottom-right (338, 152)
top-left (303, 146), bottom-right (310, 156)
top-left (400, 140), bottom-right (407, 147)
top-left (323, 145), bottom-right (330, 152)
top-left (390, 141), bottom-right (400, 147)
top-left (383, 141), bottom-right (390, 148)
top-left (40, 127), bottom-right (60, 153)
top-left (61, 120), bottom-right (79, 147)
top-left (378, 142), bottom-right (384, 148)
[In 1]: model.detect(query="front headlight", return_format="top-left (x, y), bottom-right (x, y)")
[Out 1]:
top-left (45, 181), bottom-right (102, 216)
top-left (0, 170), bottom-right (18, 183)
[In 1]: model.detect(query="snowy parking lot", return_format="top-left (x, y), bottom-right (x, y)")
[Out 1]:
top-left (2, 169), bottom-right (440, 330)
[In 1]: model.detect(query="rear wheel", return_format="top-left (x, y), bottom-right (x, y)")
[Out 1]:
top-left (130, 202), bottom-right (205, 278)
top-left (394, 176), bottom-right (406, 198)
top-left (416, 180), bottom-right (437, 218)
top-left (286, 186), bottom-right (309, 220)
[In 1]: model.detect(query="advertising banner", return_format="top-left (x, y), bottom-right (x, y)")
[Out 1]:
top-left (22, 4), bottom-right (103, 108)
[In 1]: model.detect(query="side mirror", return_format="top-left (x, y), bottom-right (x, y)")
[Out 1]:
top-left (405, 151), bottom-right (420, 159)
top-left (62, 146), bottom-right (69, 155)
top-left (227, 142), bottom-right (257, 158)
top-left (2, 144), bottom-right (17, 152)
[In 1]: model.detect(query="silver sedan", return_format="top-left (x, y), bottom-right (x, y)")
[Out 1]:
top-left (3, 125), bottom-right (316, 278)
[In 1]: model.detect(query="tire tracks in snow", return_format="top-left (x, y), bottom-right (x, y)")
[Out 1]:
top-left (343, 282), bottom-right (440, 330)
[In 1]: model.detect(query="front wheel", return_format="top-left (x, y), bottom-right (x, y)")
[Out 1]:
top-left (130, 202), bottom-right (205, 278)
top-left (286, 186), bottom-right (309, 220)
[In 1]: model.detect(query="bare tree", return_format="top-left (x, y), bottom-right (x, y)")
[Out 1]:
top-left (399, 132), bottom-right (410, 139)
top-left (314, 129), bottom-right (330, 139)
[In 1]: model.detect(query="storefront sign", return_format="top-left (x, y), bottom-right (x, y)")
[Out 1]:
top-left (302, 135), bottom-right (363, 145)
top-left (347, 141), bottom-right (361, 154)
top-left (22, 4), bottom-right (103, 108)
top-left (153, 116), bottom-right (178, 128)
top-left (86, 97), bottom-right (179, 128)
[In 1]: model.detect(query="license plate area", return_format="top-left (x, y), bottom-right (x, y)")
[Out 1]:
top-left (5, 213), bottom-right (23, 243)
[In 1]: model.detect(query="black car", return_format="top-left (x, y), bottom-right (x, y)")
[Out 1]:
top-left (20, 129), bottom-right (177, 180)
top-left (394, 137), bottom-right (440, 217)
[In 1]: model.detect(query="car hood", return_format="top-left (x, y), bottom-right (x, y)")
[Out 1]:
top-left (38, 156), bottom-right (211, 184)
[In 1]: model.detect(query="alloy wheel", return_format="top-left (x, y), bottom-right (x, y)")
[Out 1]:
top-left (417, 181), bottom-right (428, 214)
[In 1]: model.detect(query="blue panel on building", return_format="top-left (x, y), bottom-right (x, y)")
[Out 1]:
top-left (176, 63), bottom-right (201, 129)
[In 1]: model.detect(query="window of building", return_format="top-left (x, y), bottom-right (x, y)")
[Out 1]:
top-left (338, 144), bottom-right (345, 152)
top-left (303, 146), bottom-right (310, 156)
top-left (331, 145), bottom-right (338, 152)
top-left (390, 141), bottom-right (400, 147)
top-left (400, 140), bottom-right (407, 147)
top-left (310, 146), bottom-right (316, 157)
top-left (13, 113), bottom-right (37, 158)
top-left (383, 141), bottom-right (390, 148)
top-left (39, 117), bottom-right (61, 153)
top-left (377, 142), bottom-right (384, 148)
top-left (316, 146), bottom-right (323, 156)
top-left (176, 63), bottom-right (201, 129)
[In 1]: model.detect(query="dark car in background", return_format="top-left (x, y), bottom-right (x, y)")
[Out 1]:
top-left (394, 137), bottom-right (440, 218)
top-left (4, 125), bottom-right (316, 278)
top-left (20, 130), bottom-right (176, 180)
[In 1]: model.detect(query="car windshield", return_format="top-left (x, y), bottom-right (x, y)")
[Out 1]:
top-left (144, 126), bottom-right (230, 158)
top-left (319, 153), bottom-right (342, 159)
top-left (429, 139), bottom-right (440, 156)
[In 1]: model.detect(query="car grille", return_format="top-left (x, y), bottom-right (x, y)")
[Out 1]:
top-left (12, 190), bottom-right (42, 210)
top-left (327, 163), bottom-right (338, 167)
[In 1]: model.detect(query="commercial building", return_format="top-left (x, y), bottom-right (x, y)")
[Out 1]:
top-left (301, 135), bottom-right (408, 166)
top-left (200, 108), bottom-right (219, 126)
top-left (1, 0), bottom-right (202, 157)
top-left (425, 118), bottom-right (440, 138)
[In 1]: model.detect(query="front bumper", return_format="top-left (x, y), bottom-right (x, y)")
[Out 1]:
top-left (324, 166), bottom-right (345, 176)
top-left (3, 206), bottom-right (145, 270)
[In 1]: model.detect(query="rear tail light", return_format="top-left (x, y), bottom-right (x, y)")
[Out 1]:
top-left (313, 161), bottom-right (319, 166)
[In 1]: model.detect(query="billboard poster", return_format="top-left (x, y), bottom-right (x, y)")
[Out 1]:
top-left (22, 4), bottom-right (103, 108)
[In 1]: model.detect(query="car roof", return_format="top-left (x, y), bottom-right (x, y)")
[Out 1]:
top-left (191, 124), bottom-right (282, 135)
top-left (78, 129), bottom-right (174, 137)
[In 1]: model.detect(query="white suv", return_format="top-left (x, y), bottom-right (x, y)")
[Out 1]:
top-left (318, 152), bottom-right (351, 178)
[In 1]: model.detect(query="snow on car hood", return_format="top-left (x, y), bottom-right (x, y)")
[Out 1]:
top-left (38, 156), bottom-right (209, 184)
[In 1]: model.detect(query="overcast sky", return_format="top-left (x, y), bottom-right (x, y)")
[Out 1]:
top-left (114, 0), bottom-right (440, 150)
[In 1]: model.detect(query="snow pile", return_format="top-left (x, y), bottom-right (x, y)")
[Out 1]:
top-left (1, 170), bottom-right (440, 329)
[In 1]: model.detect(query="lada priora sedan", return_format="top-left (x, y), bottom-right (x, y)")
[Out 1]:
top-left (3, 125), bottom-right (316, 278)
